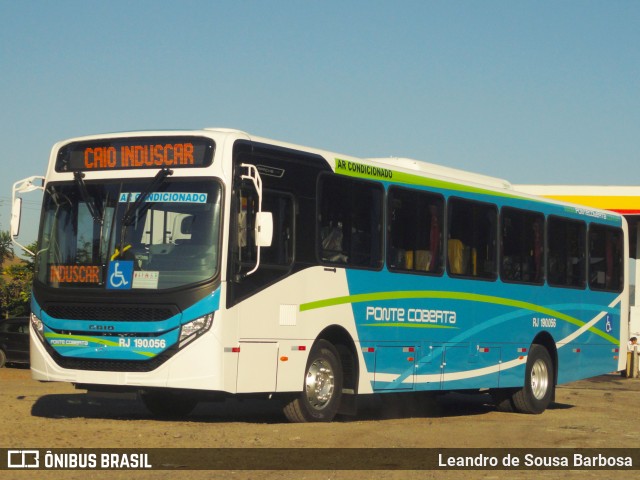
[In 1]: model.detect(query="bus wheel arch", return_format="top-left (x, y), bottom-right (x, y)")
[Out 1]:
top-left (315, 325), bottom-right (359, 405)
top-left (531, 332), bottom-right (558, 397)
top-left (512, 336), bottom-right (557, 414)
top-left (493, 334), bottom-right (557, 414)
top-left (282, 326), bottom-right (358, 422)
top-left (283, 338), bottom-right (343, 422)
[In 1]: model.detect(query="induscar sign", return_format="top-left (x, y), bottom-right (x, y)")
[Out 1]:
top-left (55, 136), bottom-right (215, 172)
top-left (83, 143), bottom-right (195, 169)
top-left (49, 265), bottom-right (102, 284)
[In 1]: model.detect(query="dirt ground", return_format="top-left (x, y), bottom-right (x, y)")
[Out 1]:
top-left (1, 366), bottom-right (639, 480)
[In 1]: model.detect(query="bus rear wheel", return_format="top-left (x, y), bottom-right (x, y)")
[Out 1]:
top-left (511, 344), bottom-right (554, 414)
top-left (283, 340), bottom-right (343, 422)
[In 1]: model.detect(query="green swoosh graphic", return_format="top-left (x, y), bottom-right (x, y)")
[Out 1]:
top-left (45, 333), bottom-right (158, 357)
top-left (299, 290), bottom-right (618, 343)
top-left (360, 323), bottom-right (457, 329)
top-left (45, 333), bottom-right (120, 347)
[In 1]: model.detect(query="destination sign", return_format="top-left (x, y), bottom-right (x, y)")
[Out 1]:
top-left (56, 136), bottom-right (215, 172)
top-left (49, 264), bottom-right (102, 285)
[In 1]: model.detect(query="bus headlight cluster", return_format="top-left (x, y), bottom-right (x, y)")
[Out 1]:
top-left (30, 313), bottom-right (44, 341)
top-left (179, 313), bottom-right (214, 348)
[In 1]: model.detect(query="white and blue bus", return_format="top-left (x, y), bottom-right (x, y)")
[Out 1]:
top-left (12, 129), bottom-right (628, 422)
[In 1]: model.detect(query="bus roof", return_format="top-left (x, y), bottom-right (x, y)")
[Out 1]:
top-left (370, 157), bottom-right (513, 190)
top-left (46, 128), bottom-right (626, 219)
top-left (514, 185), bottom-right (640, 215)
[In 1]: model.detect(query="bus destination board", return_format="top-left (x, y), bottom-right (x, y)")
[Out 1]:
top-left (56, 136), bottom-right (215, 172)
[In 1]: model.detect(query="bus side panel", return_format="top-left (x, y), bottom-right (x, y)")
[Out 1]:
top-left (441, 345), bottom-right (502, 390)
top-left (230, 267), bottom-right (366, 393)
top-left (345, 269), bottom-right (621, 393)
top-left (372, 345), bottom-right (416, 390)
top-left (236, 342), bottom-right (278, 393)
top-left (373, 344), bottom-right (504, 391)
top-left (556, 344), bottom-right (619, 385)
top-left (494, 361), bottom-right (527, 389)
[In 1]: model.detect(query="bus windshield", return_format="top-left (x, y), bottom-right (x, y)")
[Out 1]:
top-left (36, 178), bottom-right (222, 290)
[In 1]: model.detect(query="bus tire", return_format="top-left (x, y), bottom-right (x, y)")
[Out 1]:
top-left (283, 339), bottom-right (343, 422)
top-left (512, 344), bottom-right (554, 414)
top-left (139, 390), bottom-right (198, 418)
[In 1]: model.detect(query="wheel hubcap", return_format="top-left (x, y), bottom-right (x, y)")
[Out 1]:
top-left (530, 358), bottom-right (549, 400)
top-left (305, 358), bottom-right (335, 410)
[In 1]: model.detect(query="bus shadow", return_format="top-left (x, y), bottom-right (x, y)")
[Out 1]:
top-left (31, 393), bottom-right (149, 420)
top-left (30, 390), bottom-right (529, 423)
top-left (548, 401), bottom-right (574, 410)
top-left (31, 392), bottom-right (287, 423)
top-left (353, 392), bottom-right (500, 421)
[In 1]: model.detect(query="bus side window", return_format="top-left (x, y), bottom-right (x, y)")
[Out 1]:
top-left (589, 224), bottom-right (623, 292)
top-left (261, 192), bottom-right (294, 267)
top-left (235, 188), bottom-right (295, 271)
top-left (548, 216), bottom-right (586, 289)
top-left (447, 197), bottom-right (497, 279)
top-left (318, 174), bottom-right (383, 269)
top-left (387, 186), bottom-right (444, 274)
top-left (500, 207), bottom-right (545, 284)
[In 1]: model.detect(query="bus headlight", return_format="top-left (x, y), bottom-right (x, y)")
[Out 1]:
top-left (30, 313), bottom-right (44, 341)
top-left (179, 313), bottom-right (214, 348)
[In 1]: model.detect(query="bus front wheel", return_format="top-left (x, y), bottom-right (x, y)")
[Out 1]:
top-left (511, 344), bottom-right (554, 414)
top-left (283, 339), bottom-right (343, 422)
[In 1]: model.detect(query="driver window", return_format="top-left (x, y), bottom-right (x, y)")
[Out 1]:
top-left (236, 188), bottom-right (294, 270)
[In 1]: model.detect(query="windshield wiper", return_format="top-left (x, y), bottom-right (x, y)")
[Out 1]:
top-left (114, 168), bottom-right (174, 260)
top-left (74, 172), bottom-right (103, 225)
top-left (122, 168), bottom-right (174, 226)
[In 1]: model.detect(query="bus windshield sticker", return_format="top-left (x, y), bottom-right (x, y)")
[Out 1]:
top-left (133, 271), bottom-right (160, 289)
top-left (118, 192), bottom-right (208, 203)
top-left (106, 261), bottom-right (134, 290)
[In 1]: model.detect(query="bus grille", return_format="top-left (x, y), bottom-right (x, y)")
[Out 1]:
top-left (44, 303), bottom-right (179, 322)
top-left (47, 346), bottom-right (177, 372)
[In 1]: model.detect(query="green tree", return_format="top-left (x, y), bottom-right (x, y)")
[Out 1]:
top-left (0, 230), bottom-right (14, 265)
top-left (0, 240), bottom-right (36, 318)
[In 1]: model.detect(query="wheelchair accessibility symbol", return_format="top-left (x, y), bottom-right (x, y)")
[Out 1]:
top-left (107, 261), bottom-right (133, 289)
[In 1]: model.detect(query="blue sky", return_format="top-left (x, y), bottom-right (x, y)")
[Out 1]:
top-left (1, 0), bottom-right (639, 244)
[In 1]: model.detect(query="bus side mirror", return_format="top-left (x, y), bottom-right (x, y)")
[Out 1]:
top-left (255, 212), bottom-right (273, 247)
top-left (11, 197), bottom-right (22, 237)
top-left (12, 175), bottom-right (45, 256)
